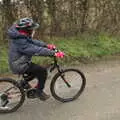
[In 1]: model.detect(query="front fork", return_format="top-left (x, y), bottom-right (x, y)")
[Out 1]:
top-left (57, 65), bottom-right (71, 88)
top-left (60, 74), bottom-right (71, 88)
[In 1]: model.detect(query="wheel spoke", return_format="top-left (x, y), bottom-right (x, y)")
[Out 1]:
top-left (4, 86), bottom-right (15, 93)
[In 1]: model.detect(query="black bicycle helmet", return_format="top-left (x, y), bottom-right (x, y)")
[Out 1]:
top-left (16, 18), bottom-right (39, 30)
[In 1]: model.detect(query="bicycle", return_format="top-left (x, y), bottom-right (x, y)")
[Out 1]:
top-left (0, 54), bottom-right (86, 113)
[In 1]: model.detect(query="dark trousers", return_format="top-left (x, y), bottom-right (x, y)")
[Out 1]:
top-left (25, 63), bottom-right (48, 91)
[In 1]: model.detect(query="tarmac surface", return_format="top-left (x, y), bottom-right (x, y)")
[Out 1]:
top-left (1, 57), bottom-right (120, 120)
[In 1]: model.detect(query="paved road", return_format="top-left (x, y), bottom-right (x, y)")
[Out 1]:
top-left (1, 58), bottom-right (120, 120)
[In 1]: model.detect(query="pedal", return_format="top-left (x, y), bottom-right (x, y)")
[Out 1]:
top-left (26, 88), bottom-right (37, 99)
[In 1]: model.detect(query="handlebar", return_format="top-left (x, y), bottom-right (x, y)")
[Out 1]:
top-left (53, 48), bottom-right (59, 53)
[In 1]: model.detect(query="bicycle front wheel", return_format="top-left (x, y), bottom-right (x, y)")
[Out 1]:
top-left (50, 69), bottom-right (86, 102)
top-left (0, 78), bottom-right (25, 113)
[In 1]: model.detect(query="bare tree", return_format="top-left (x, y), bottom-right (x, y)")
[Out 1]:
top-left (1, 0), bottom-right (120, 44)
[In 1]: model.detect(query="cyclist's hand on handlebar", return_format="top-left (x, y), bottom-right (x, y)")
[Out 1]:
top-left (52, 48), bottom-right (65, 58)
top-left (55, 51), bottom-right (65, 58)
top-left (47, 44), bottom-right (56, 50)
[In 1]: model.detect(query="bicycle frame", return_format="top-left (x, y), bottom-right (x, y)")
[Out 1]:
top-left (49, 57), bottom-right (62, 73)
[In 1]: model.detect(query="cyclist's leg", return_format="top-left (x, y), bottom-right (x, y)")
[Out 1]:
top-left (19, 72), bottom-right (35, 89)
top-left (26, 63), bottom-right (47, 90)
top-left (25, 63), bottom-right (50, 100)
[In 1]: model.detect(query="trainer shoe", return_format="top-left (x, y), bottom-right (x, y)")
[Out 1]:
top-left (37, 91), bottom-right (50, 101)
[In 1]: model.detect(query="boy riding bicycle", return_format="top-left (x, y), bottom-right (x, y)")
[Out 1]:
top-left (7, 18), bottom-right (64, 101)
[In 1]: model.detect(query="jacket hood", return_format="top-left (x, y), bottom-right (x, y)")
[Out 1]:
top-left (8, 24), bottom-right (27, 39)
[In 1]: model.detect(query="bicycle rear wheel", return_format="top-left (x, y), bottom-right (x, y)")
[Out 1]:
top-left (50, 69), bottom-right (86, 102)
top-left (0, 78), bottom-right (25, 113)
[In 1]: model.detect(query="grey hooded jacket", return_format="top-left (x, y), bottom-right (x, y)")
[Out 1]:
top-left (8, 25), bottom-right (55, 74)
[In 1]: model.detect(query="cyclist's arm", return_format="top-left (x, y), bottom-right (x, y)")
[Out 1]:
top-left (31, 39), bottom-right (47, 47)
top-left (14, 39), bottom-right (55, 56)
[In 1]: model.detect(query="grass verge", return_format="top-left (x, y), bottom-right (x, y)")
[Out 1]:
top-left (1, 33), bottom-right (120, 73)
